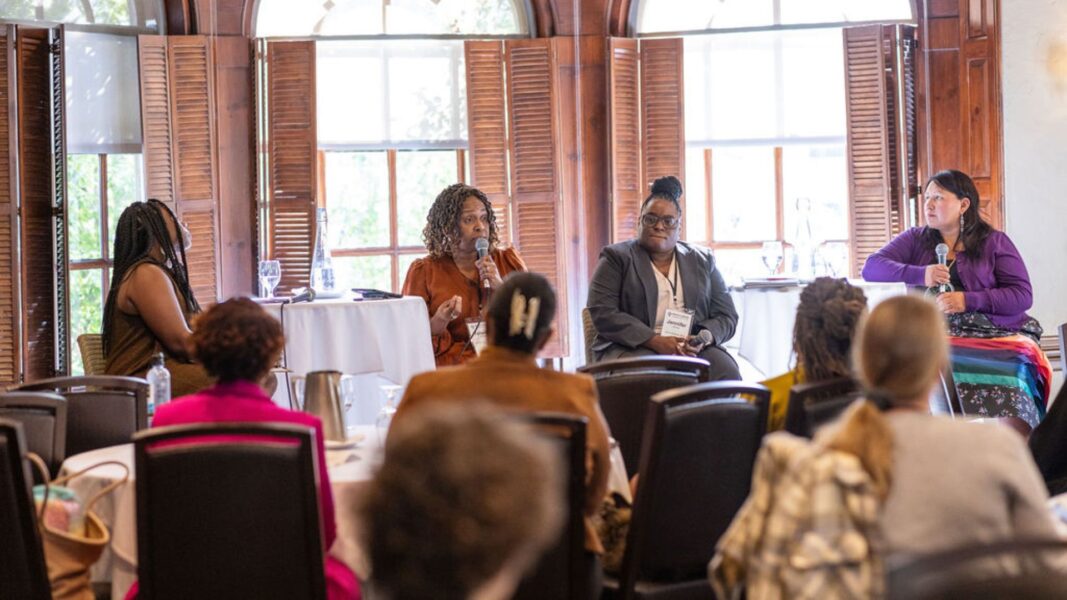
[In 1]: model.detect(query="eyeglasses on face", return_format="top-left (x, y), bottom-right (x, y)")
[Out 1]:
top-left (640, 213), bottom-right (679, 230)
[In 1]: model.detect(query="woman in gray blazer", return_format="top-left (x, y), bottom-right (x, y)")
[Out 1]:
top-left (587, 176), bottom-right (741, 380)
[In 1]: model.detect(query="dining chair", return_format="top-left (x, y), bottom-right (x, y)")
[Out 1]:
top-left (134, 422), bottom-right (327, 600)
top-left (603, 382), bottom-right (766, 599)
top-left (0, 418), bottom-right (51, 600)
top-left (1028, 382), bottom-right (1067, 495)
top-left (0, 392), bottom-right (68, 477)
top-left (77, 333), bottom-right (106, 376)
top-left (784, 377), bottom-right (858, 437)
top-left (578, 356), bottom-right (711, 477)
top-left (18, 375), bottom-right (149, 456)
top-left (512, 412), bottom-right (591, 600)
top-left (887, 538), bottom-right (1067, 600)
top-left (581, 308), bottom-right (596, 366)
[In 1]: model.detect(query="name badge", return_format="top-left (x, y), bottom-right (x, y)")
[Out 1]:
top-left (466, 318), bottom-right (488, 355)
top-left (660, 308), bottom-right (694, 339)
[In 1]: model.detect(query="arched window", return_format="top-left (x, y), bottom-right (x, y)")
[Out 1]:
top-left (0, 0), bottom-right (163, 29)
top-left (636, 0), bottom-right (913, 283)
top-left (254, 0), bottom-right (528, 293)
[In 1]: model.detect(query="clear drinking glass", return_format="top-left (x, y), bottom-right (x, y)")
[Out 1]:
top-left (760, 241), bottom-right (784, 276)
top-left (258, 260), bottom-right (281, 298)
top-left (375, 384), bottom-right (404, 445)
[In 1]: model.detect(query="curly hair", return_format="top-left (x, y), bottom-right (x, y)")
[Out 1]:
top-left (359, 405), bottom-right (562, 600)
top-left (793, 277), bottom-right (868, 381)
top-left (422, 183), bottom-right (499, 258)
top-left (190, 298), bottom-right (284, 383)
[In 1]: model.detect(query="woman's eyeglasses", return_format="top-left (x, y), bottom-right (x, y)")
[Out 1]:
top-left (640, 213), bottom-right (679, 230)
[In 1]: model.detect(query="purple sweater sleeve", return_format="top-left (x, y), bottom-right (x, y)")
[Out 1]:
top-left (861, 228), bottom-right (928, 286)
top-left (962, 233), bottom-right (1033, 316)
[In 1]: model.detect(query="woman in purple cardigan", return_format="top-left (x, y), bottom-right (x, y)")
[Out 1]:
top-left (862, 169), bottom-right (1049, 425)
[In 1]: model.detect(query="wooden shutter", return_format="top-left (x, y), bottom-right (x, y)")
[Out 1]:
top-left (464, 40), bottom-right (511, 243)
top-left (639, 38), bottom-right (686, 215)
top-left (844, 25), bottom-right (894, 277)
top-left (607, 37), bottom-right (641, 242)
top-left (17, 27), bottom-right (58, 381)
top-left (504, 39), bottom-right (568, 358)
top-left (137, 35), bottom-right (221, 305)
top-left (0, 27), bottom-right (19, 386)
top-left (263, 40), bottom-right (317, 296)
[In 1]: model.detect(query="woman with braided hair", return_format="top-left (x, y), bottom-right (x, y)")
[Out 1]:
top-left (761, 277), bottom-right (868, 430)
top-left (402, 183), bottom-right (526, 366)
top-left (103, 199), bottom-right (213, 396)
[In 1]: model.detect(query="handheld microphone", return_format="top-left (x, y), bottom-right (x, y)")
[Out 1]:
top-left (934, 243), bottom-right (953, 293)
top-left (687, 329), bottom-right (713, 350)
top-left (475, 238), bottom-right (490, 289)
top-left (288, 287), bottom-right (317, 304)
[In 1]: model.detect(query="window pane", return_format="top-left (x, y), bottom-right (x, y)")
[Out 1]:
top-left (396, 151), bottom-right (457, 247)
top-left (325, 151), bottom-right (390, 249)
top-left (779, 0), bottom-right (913, 25)
top-left (388, 43), bottom-right (467, 143)
top-left (711, 147), bottom-right (776, 242)
top-left (69, 154), bottom-right (102, 261)
top-left (334, 255), bottom-right (392, 291)
top-left (639, 0), bottom-right (773, 34)
top-left (781, 29), bottom-right (846, 138)
top-left (70, 268), bottom-right (104, 376)
top-left (684, 147), bottom-right (707, 242)
top-left (65, 32), bottom-right (143, 153)
top-left (39, 0), bottom-right (161, 27)
top-left (256, 0), bottom-right (525, 36)
top-left (386, 0), bottom-right (525, 35)
top-left (318, 43), bottom-right (385, 144)
top-left (782, 145), bottom-right (848, 243)
top-left (107, 154), bottom-right (144, 241)
top-left (711, 248), bottom-right (765, 287)
top-left (685, 33), bottom-right (777, 142)
top-left (398, 253), bottom-right (423, 290)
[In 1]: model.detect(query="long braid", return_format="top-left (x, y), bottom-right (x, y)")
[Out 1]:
top-left (102, 200), bottom-right (199, 357)
top-left (792, 277), bottom-right (868, 381)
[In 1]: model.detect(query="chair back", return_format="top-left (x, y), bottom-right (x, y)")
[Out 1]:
top-left (1029, 383), bottom-right (1067, 495)
top-left (887, 538), bottom-right (1067, 600)
top-left (784, 377), bottom-right (858, 437)
top-left (511, 413), bottom-right (589, 600)
top-left (929, 368), bottom-right (964, 417)
top-left (77, 333), bottom-right (106, 375)
top-left (134, 422), bottom-right (327, 600)
top-left (0, 392), bottom-right (68, 475)
top-left (581, 308), bottom-right (596, 366)
top-left (578, 357), bottom-right (711, 477)
top-left (617, 382), bottom-right (766, 596)
top-left (19, 375), bottom-right (149, 456)
top-left (0, 419), bottom-right (51, 600)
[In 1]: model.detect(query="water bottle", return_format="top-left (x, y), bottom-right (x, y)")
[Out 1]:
top-left (146, 353), bottom-right (171, 419)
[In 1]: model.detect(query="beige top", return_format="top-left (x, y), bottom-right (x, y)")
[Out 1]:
top-left (652, 253), bottom-right (684, 334)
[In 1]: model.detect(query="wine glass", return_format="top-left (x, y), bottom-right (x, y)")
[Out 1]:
top-left (760, 241), bottom-right (784, 276)
top-left (375, 384), bottom-right (404, 445)
top-left (258, 260), bottom-right (281, 298)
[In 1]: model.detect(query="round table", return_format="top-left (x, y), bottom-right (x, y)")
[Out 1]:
top-left (58, 425), bottom-right (382, 600)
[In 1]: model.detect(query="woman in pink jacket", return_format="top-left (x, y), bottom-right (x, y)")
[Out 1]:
top-left (126, 297), bottom-right (359, 600)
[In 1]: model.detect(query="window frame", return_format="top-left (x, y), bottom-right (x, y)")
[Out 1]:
top-left (317, 147), bottom-right (467, 292)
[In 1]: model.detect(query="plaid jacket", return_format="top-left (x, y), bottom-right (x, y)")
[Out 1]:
top-left (709, 432), bottom-right (885, 600)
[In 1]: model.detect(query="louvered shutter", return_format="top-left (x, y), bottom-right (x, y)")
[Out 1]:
top-left (504, 39), bottom-right (568, 358)
top-left (464, 40), bottom-right (511, 243)
top-left (844, 25), bottom-right (894, 277)
top-left (0, 27), bottom-right (19, 386)
top-left (607, 37), bottom-right (641, 242)
top-left (639, 38), bottom-right (686, 215)
top-left (137, 35), bottom-right (221, 305)
top-left (264, 40), bottom-right (317, 295)
top-left (18, 27), bottom-right (60, 381)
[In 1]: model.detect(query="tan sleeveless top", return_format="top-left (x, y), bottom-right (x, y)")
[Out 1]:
top-left (103, 258), bottom-right (214, 397)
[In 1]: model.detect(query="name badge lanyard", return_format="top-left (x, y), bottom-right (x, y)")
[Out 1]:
top-left (666, 256), bottom-right (682, 310)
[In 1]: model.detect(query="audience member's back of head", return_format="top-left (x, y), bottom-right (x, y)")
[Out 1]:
top-left (823, 295), bottom-right (948, 498)
top-left (793, 277), bottom-right (868, 381)
top-left (487, 272), bottom-right (557, 355)
top-left (191, 297), bottom-right (284, 383)
top-left (359, 404), bottom-right (563, 600)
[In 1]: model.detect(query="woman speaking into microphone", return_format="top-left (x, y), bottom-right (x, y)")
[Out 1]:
top-left (403, 183), bottom-right (526, 367)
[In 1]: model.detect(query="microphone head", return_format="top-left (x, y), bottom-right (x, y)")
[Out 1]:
top-left (935, 243), bottom-right (949, 257)
top-left (475, 237), bottom-right (489, 258)
top-left (698, 329), bottom-right (713, 344)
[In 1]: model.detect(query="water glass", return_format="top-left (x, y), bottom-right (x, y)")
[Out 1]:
top-left (258, 260), bottom-right (281, 298)
top-left (760, 241), bottom-right (784, 276)
top-left (375, 384), bottom-right (404, 445)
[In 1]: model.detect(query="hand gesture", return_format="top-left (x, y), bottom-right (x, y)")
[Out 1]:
top-left (925, 264), bottom-right (950, 288)
top-left (430, 295), bottom-right (463, 335)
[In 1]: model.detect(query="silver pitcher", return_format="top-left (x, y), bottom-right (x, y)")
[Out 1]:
top-left (289, 370), bottom-right (353, 442)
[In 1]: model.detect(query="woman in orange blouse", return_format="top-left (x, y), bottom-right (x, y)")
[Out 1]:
top-left (402, 183), bottom-right (526, 366)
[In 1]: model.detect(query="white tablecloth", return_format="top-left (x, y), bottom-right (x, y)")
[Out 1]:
top-left (729, 280), bottom-right (908, 378)
top-left (263, 295), bottom-right (436, 424)
top-left (59, 426), bottom-right (383, 600)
